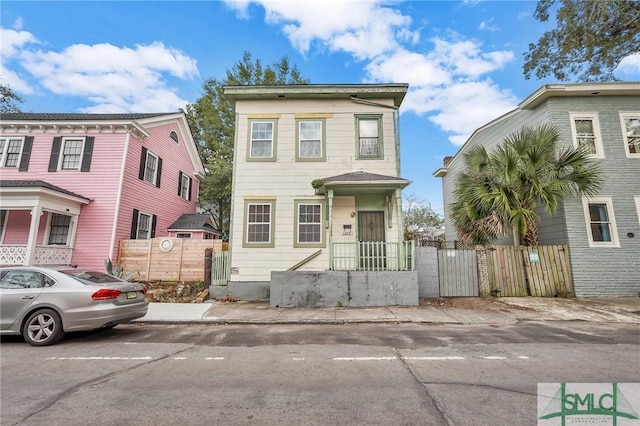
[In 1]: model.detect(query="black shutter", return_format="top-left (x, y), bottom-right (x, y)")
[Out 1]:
top-left (138, 147), bottom-right (147, 180)
top-left (48, 137), bottom-right (62, 172)
top-left (19, 136), bottom-right (34, 171)
top-left (130, 209), bottom-right (139, 239)
top-left (155, 157), bottom-right (162, 187)
top-left (188, 177), bottom-right (193, 201)
top-left (151, 214), bottom-right (157, 238)
top-left (178, 171), bottom-right (183, 196)
top-left (80, 137), bottom-right (94, 172)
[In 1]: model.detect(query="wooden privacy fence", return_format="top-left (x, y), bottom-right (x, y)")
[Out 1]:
top-left (118, 238), bottom-right (226, 282)
top-left (438, 249), bottom-right (479, 297)
top-left (487, 245), bottom-right (574, 297)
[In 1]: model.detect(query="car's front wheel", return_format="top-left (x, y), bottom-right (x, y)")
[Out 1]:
top-left (22, 309), bottom-right (65, 346)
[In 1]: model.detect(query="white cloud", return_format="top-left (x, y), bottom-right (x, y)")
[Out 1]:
top-left (0, 64), bottom-right (33, 94)
top-left (227, 1), bottom-right (517, 147)
top-left (616, 53), bottom-right (640, 75)
top-left (479, 18), bottom-right (498, 32)
top-left (1, 27), bottom-right (38, 58)
top-left (9, 35), bottom-right (199, 112)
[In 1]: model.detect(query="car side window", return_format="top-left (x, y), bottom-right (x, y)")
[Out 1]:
top-left (43, 275), bottom-right (56, 287)
top-left (0, 270), bottom-right (45, 289)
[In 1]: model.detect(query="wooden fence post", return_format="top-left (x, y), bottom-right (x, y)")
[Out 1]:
top-left (204, 248), bottom-right (212, 288)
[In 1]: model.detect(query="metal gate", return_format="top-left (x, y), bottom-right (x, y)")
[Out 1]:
top-left (437, 249), bottom-right (478, 297)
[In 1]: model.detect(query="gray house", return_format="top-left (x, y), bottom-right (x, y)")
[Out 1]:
top-left (435, 83), bottom-right (640, 297)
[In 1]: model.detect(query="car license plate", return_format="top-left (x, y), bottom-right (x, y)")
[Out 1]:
top-left (126, 292), bottom-right (137, 300)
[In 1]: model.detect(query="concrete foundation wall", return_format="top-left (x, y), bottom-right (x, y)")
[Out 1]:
top-left (415, 246), bottom-right (439, 297)
top-left (209, 281), bottom-right (270, 301)
top-left (270, 271), bottom-right (418, 308)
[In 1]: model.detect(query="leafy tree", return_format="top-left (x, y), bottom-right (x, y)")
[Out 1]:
top-left (451, 124), bottom-right (603, 247)
top-left (1, 81), bottom-right (23, 113)
top-left (524, 0), bottom-right (640, 81)
top-left (185, 52), bottom-right (309, 239)
top-left (403, 194), bottom-right (444, 242)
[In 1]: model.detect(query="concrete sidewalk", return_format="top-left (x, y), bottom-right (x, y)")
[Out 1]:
top-left (135, 296), bottom-right (640, 325)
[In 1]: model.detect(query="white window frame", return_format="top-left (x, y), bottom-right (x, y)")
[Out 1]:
top-left (635, 196), bottom-right (640, 227)
top-left (143, 150), bottom-right (159, 184)
top-left (180, 173), bottom-right (190, 200)
top-left (0, 137), bottom-right (25, 168)
top-left (137, 212), bottom-right (153, 240)
top-left (248, 120), bottom-right (275, 160)
top-left (569, 112), bottom-right (604, 158)
top-left (297, 120), bottom-right (323, 160)
top-left (582, 196), bottom-right (619, 247)
top-left (45, 213), bottom-right (73, 246)
top-left (57, 137), bottom-right (86, 171)
top-left (295, 202), bottom-right (323, 246)
top-left (619, 112), bottom-right (640, 158)
top-left (0, 210), bottom-right (7, 243)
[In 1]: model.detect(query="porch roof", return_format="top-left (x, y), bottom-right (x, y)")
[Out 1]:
top-left (0, 180), bottom-right (91, 213)
top-left (319, 171), bottom-right (410, 196)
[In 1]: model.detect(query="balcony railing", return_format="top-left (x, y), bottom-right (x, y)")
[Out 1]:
top-left (0, 245), bottom-right (73, 266)
top-left (331, 240), bottom-right (414, 272)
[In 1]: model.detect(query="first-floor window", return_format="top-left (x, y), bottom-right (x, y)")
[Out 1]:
top-left (137, 212), bottom-right (152, 239)
top-left (583, 197), bottom-right (618, 247)
top-left (48, 213), bottom-right (71, 245)
top-left (0, 210), bottom-right (6, 241)
top-left (246, 203), bottom-right (273, 245)
top-left (297, 203), bottom-right (322, 244)
top-left (176, 233), bottom-right (191, 238)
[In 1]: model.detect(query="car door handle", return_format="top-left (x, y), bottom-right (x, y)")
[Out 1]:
top-left (22, 296), bottom-right (35, 299)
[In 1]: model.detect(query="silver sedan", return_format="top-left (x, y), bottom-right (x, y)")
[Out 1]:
top-left (0, 266), bottom-right (149, 346)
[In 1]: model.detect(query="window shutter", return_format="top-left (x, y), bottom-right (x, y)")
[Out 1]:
top-left (188, 177), bottom-right (193, 201)
top-left (138, 148), bottom-right (147, 180)
top-left (80, 137), bottom-right (94, 172)
top-left (156, 157), bottom-right (162, 187)
top-left (48, 137), bottom-right (62, 172)
top-left (178, 171), bottom-right (183, 196)
top-left (19, 136), bottom-right (34, 171)
top-left (151, 214), bottom-right (157, 238)
top-left (130, 209), bottom-right (139, 239)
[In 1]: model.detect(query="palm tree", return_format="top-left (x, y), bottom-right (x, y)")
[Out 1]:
top-left (450, 124), bottom-right (602, 246)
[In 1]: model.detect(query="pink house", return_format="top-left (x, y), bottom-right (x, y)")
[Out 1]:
top-left (0, 113), bottom-right (207, 270)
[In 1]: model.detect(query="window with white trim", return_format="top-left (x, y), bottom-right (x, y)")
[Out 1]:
top-left (0, 137), bottom-right (24, 167)
top-left (180, 172), bottom-right (191, 200)
top-left (176, 233), bottom-right (192, 238)
top-left (244, 200), bottom-right (275, 247)
top-left (249, 120), bottom-right (275, 159)
top-left (48, 213), bottom-right (71, 245)
top-left (60, 137), bottom-right (85, 170)
top-left (569, 113), bottom-right (604, 158)
top-left (143, 151), bottom-right (159, 184)
top-left (137, 212), bottom-right (153, 240)
top-left (296, 120), bottom-right (324, 160)
top-left (635, 196), bottom-right (640, 227)
top-left (582, 197), bottom-right (619, 247)
top-left (619, 112), bottom-right (640, 157)
top-left (296, 202), bottom-right (323, 246)
top-left (356, 115), bottom-right (382, 159)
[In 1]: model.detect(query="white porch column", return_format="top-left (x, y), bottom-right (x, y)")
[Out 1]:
top-left (24, 205), bottom-right (42, 266)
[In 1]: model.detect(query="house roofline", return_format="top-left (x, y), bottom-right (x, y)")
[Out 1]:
top-left (223, 83), bottom-right (409, 108)
top-left (519, 82), bottom-right (640, 110)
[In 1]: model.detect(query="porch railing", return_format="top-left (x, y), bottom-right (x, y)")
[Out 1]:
top-left (331, 240), bottom-right (414, 272)
top-left (0, 245), bottom-right (73, 266)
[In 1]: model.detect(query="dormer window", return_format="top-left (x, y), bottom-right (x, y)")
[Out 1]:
top-left (170, 131), bottom-right (179, 144)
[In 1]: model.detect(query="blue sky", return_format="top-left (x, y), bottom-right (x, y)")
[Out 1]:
top-left (2, 0), bottom-right (640, 216)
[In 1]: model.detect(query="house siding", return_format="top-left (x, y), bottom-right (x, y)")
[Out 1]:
top-left (440, 90), bottom-right (640, 297)
top-left (230, 96), bottom-right (403, 282)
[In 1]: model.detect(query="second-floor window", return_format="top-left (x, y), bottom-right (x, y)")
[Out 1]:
top-left (297, 120), bottom-right (324, 161)
top-left (48, 213), bottom-right (71, 245)
top-left (0, 137), bottom-right (24, 168)
top-left (620, 112), bottom-right (640, 157)
top-left (179, 172), bottom-right (192, 200)
top-left (569, 113), bottom-right (603, 158)
top-left (138, 147), bottom-right (162, 187)
top-left (356, 115), bottom-right (383, 159)
top-left (248, 120), bottom-right (276, 160)
top-left (49, 136), bottom-right (94, 172)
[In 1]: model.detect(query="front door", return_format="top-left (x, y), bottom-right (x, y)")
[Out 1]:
top-left (358, 211), bottom-right (385, 270)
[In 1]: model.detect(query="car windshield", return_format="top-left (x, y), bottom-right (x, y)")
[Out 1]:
top-left (60, 270), bottom-right (123, 285)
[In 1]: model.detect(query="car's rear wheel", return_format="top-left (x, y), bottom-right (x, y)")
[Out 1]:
top-left (22, 309), bottom-right (65, 346)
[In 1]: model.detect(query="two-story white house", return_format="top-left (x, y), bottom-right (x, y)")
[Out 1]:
top-left (215, 84), bottom-right (417, 307)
